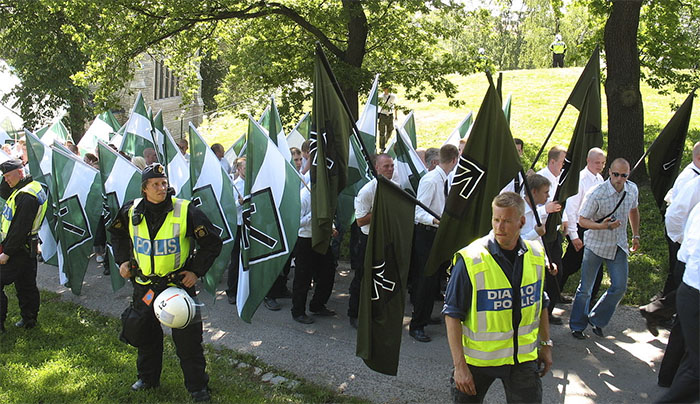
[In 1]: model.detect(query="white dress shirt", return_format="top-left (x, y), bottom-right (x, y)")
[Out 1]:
top-left (665, 175), bottom-right (700, 244)
top-left (665, 162), bottom-right (700, 205)
top-left (537, 166), bottom-right (569, 225)
top-left (523, 202), bottom-right (548, 242)
top-left (679, 203), bottom-right (700, 290)
top-left (565, 167), bottom-right (605, 239)
top-left (219, 157), bottom-right (232, 175)
top-left (378, 93), bottom-right (397, 116)
top-left (233, 176), bottom-right (245, 226)
top-left (415, 166), bottom-right (449, 227)
top-left (355, 178), bottom-right (378, 235)
top-left (298, 186), bottom-right (312, 238)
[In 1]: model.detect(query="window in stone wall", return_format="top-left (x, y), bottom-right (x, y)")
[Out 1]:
top-left (154, 60), bottom-right (180, 100)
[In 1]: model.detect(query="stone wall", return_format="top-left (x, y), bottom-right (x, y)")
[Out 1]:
top-left (115, 54), bottom-right (203, 140)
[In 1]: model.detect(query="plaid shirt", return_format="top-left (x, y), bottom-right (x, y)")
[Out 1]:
top-left (579, 180), bottom-right (639, 260)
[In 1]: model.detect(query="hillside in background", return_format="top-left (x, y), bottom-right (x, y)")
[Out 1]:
top-left (201, 66), bottom-right (700, 171)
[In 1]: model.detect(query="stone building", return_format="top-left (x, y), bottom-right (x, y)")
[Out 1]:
top-left (115, 54), bottom-right (203, 139)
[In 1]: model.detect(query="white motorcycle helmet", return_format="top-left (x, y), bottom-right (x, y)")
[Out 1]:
top-left (153, 287), bottom-right (197, 329)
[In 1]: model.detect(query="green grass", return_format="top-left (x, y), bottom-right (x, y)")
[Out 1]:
top-left (201, 67), bottom-right (700, 307)
top-left (0, 289), bottom-right (364, 404)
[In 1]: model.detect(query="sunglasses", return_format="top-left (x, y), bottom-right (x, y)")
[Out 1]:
top-left (610, 172), bottom-right (629, 178)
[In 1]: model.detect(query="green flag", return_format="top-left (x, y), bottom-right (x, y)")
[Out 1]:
top-left (163, 127), bottom-right (191, 199)
top-left (77, 112), bottom-right (118, 156)
top-left (97, 141), bottom-right (142, 291)
top-left (647, 91), bottom-right (695, 212)
top-left (24, 129), bottom-right (59, 266)
top-left (544, 78), bottom-right (603, 243)
top-left (310, 49), bottom-right (350, 254)
top-left (443, 112), bottom-right (474, 147)
top-left (387, 125), bottom-right (426, 195)
top-left (567, 46), bottom-right (601, 133)
top-left (36, 119), bottom-right (72, 144)
top-left (119, 92), bottom-right (156, 158)
top-left (286, 112), bottom-right (311, 150)
top-left (239, 116), bottom-right (301, 322)
top-left (503, 93), bottom-right (512, 124)
top-left (425, 80), bottom-right (522, 276)
top-left (356, 176), bottom-right (415, 375)
top-left (151, 110), bottom-right (167, 162)
top-left (231, 133), bottom-right (247, 156)
top-left (52, 146), bottom-right (103, 295)
top-left (401, 111), bottom-right (418, 150)
top-left (260, 95), bottom-right (292, 161)
top-left (188, 123), bottom-right (236, 295)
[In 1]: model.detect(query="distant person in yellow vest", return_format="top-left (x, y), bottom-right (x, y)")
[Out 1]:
top-left (377, 86), bottom-right (397, 152)
top-left (550, 34), bottom-right (567, 68)
top-left (443, 192), bottom-right (552, 403)
top-left (0, 159), bottom-right (48, 333)
top-left (109, 163), bottom-right (222, 402)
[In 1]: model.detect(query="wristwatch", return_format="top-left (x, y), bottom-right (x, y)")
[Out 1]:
top-left (540, 339), bottom-right (554, 347)
top-left (632, 235), bottom-right (640, 240)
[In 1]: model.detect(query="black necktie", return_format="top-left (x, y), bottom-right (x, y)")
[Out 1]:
top-left (444, 180), bottom-right (449, 197)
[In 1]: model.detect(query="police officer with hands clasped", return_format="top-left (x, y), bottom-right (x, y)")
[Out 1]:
top-left (0, 159), bottom-right (47, 333)
top-left (109, 163), bottom-right (222, 402)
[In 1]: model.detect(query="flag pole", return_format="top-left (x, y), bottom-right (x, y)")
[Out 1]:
top-left (315, 43), bottom-right (441, 221)
top-left (529, 104), bottom-right (568, 172)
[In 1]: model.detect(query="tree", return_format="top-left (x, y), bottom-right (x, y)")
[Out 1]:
top-left (0, 1), bottom-right (92, 138)
top-left (60, 0), bottom-right (478, 121)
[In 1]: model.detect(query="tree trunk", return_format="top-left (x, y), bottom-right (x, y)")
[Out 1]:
top-left (604, 0), bottom-right (646, 182)
top-left (340, 0), bottom-right (367, 120)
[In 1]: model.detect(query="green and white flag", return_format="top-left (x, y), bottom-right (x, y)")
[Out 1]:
top-left (387, 125), bottom-right (426, 195)
top-left (357, 74), bottom-right (379, 156)
top-left (239, 116), bottom-right (301, 322)
top-left (231, 133), bottom-right (247, 156)
top-left (77, 112), bottom-right (119, 156)
top-left (151, 110), bottom-right (167, 162)
top-left (36, 119), bottom-right (72, 144)
top-left (259, 95), bottom-right (292, 161)
top-left (402, 110), bottom-right (418, 150)
top-left (224, 145), bottom-right (238, 169)
top-left (52, 146), bottom-right (103, 295)
top-left (111, 123), bottom-right (126, 147)
top-left (503, 93), bottom-right (512, 124)
top-left (188, 123), bottom-right (237, 295)
top-left (286, 112), bottom-right (311, 150)
top-left (97, 140), bottom-right (142, 291)
top-left (443, 112), bottom-right (474, 148)
top-left (24, 129), bottom-right (59, 267)
top-left (119, 92), bottom-right (156, 159)
top-left (164, 127), bottom-right (191, 199)
top-left (0, 128), bottom-right (10, 145)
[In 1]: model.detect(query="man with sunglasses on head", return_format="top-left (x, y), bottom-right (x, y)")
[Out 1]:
top-left (569, 158), bottom-right (640, 339)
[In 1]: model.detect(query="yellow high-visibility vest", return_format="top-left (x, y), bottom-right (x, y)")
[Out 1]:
top-left (0, 180), bottom-right (48, 241)
top-left (551, 41), bottom-right (567, 54)
top-left (128, 197), bottom-right (190, 285)
top-left (455, 238), bottom-right (545, 367)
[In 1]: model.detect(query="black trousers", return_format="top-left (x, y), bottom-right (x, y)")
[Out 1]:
top-left (561, 228), bottom-right (603, 300)
top-left (544, 233), bottom-right (564, 314)
top-left (0, 251), bottom-right (39, 325)
top-left (663, 236), bottom-right (681, 296)
top-left (450, 361), bottom-right (542, 403)
top-left (131, 282), bottom-right (208, 393)
top-left (377, 113), bottom-right (394, 151)
top-left (347, 232), bottom-right (368, 319)
top-left (657, 281), bottom-right (699, 403)
top-left (226, 225), bottom-right (242, 298)
top-left (658, 261), bottom-right (687, 387)
top-left (291, 238), bottom-right (335, 317)
top-left (410, 224), bottom-right (440, 331)
top-left (552, 53), bottom-right (565, 68)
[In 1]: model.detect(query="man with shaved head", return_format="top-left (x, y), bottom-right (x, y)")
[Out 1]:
top-left (570, 158), bottom-right (640, 339)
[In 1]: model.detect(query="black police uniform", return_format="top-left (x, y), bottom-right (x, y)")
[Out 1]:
top-left (110, 186), bottom-right (222, 397)
top-left (0, 165), bottom-right (43, 331)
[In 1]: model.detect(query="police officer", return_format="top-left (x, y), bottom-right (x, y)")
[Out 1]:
top-left (0, 159), bottom-right (47, 333)
top-left (443, 192), bottom-right (552, 403)
top-left (549, 34), bottom-right (567, 68)
top-left (109, 163), bottom-right (222, 402)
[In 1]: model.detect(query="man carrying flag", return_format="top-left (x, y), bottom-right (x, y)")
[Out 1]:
top-left (444, 192), bottom-right (552, 402)
top-left (0, 159), bottom-right (47, 332)
top-left (109, 163), bottom-right (222, 401)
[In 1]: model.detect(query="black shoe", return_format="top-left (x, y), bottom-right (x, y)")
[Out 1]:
top-left (428, 316), bottom-right (442, 325)
top-left (103, 267), bottom-right (110, 276)
top-left (131, 379), bottom-right (159, 391)
top-left (639, 308), bottom-right (659, 337)
top-left (14, 318), bottom-right (36, 329)
top-left (190, 387), bottom-right (211, 402)
top-left (591, 325), bottom-right (604, 337)
top-left (293, 314), bottom-right (315, 324)
top-left (227, 294), bottom-right (236, 305)
top-left (263, 297), bottom-right (281, 311)
top-left (409, 329), bottom-right (432, 342)
top-left (310, 307), bottom-right (336, 316)
top-left (349, 317), bottom-right (358, 329)
top-left (549, 315), bottom-right (563, 325)
top-left (571, 330), bottom-right (586, 340)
